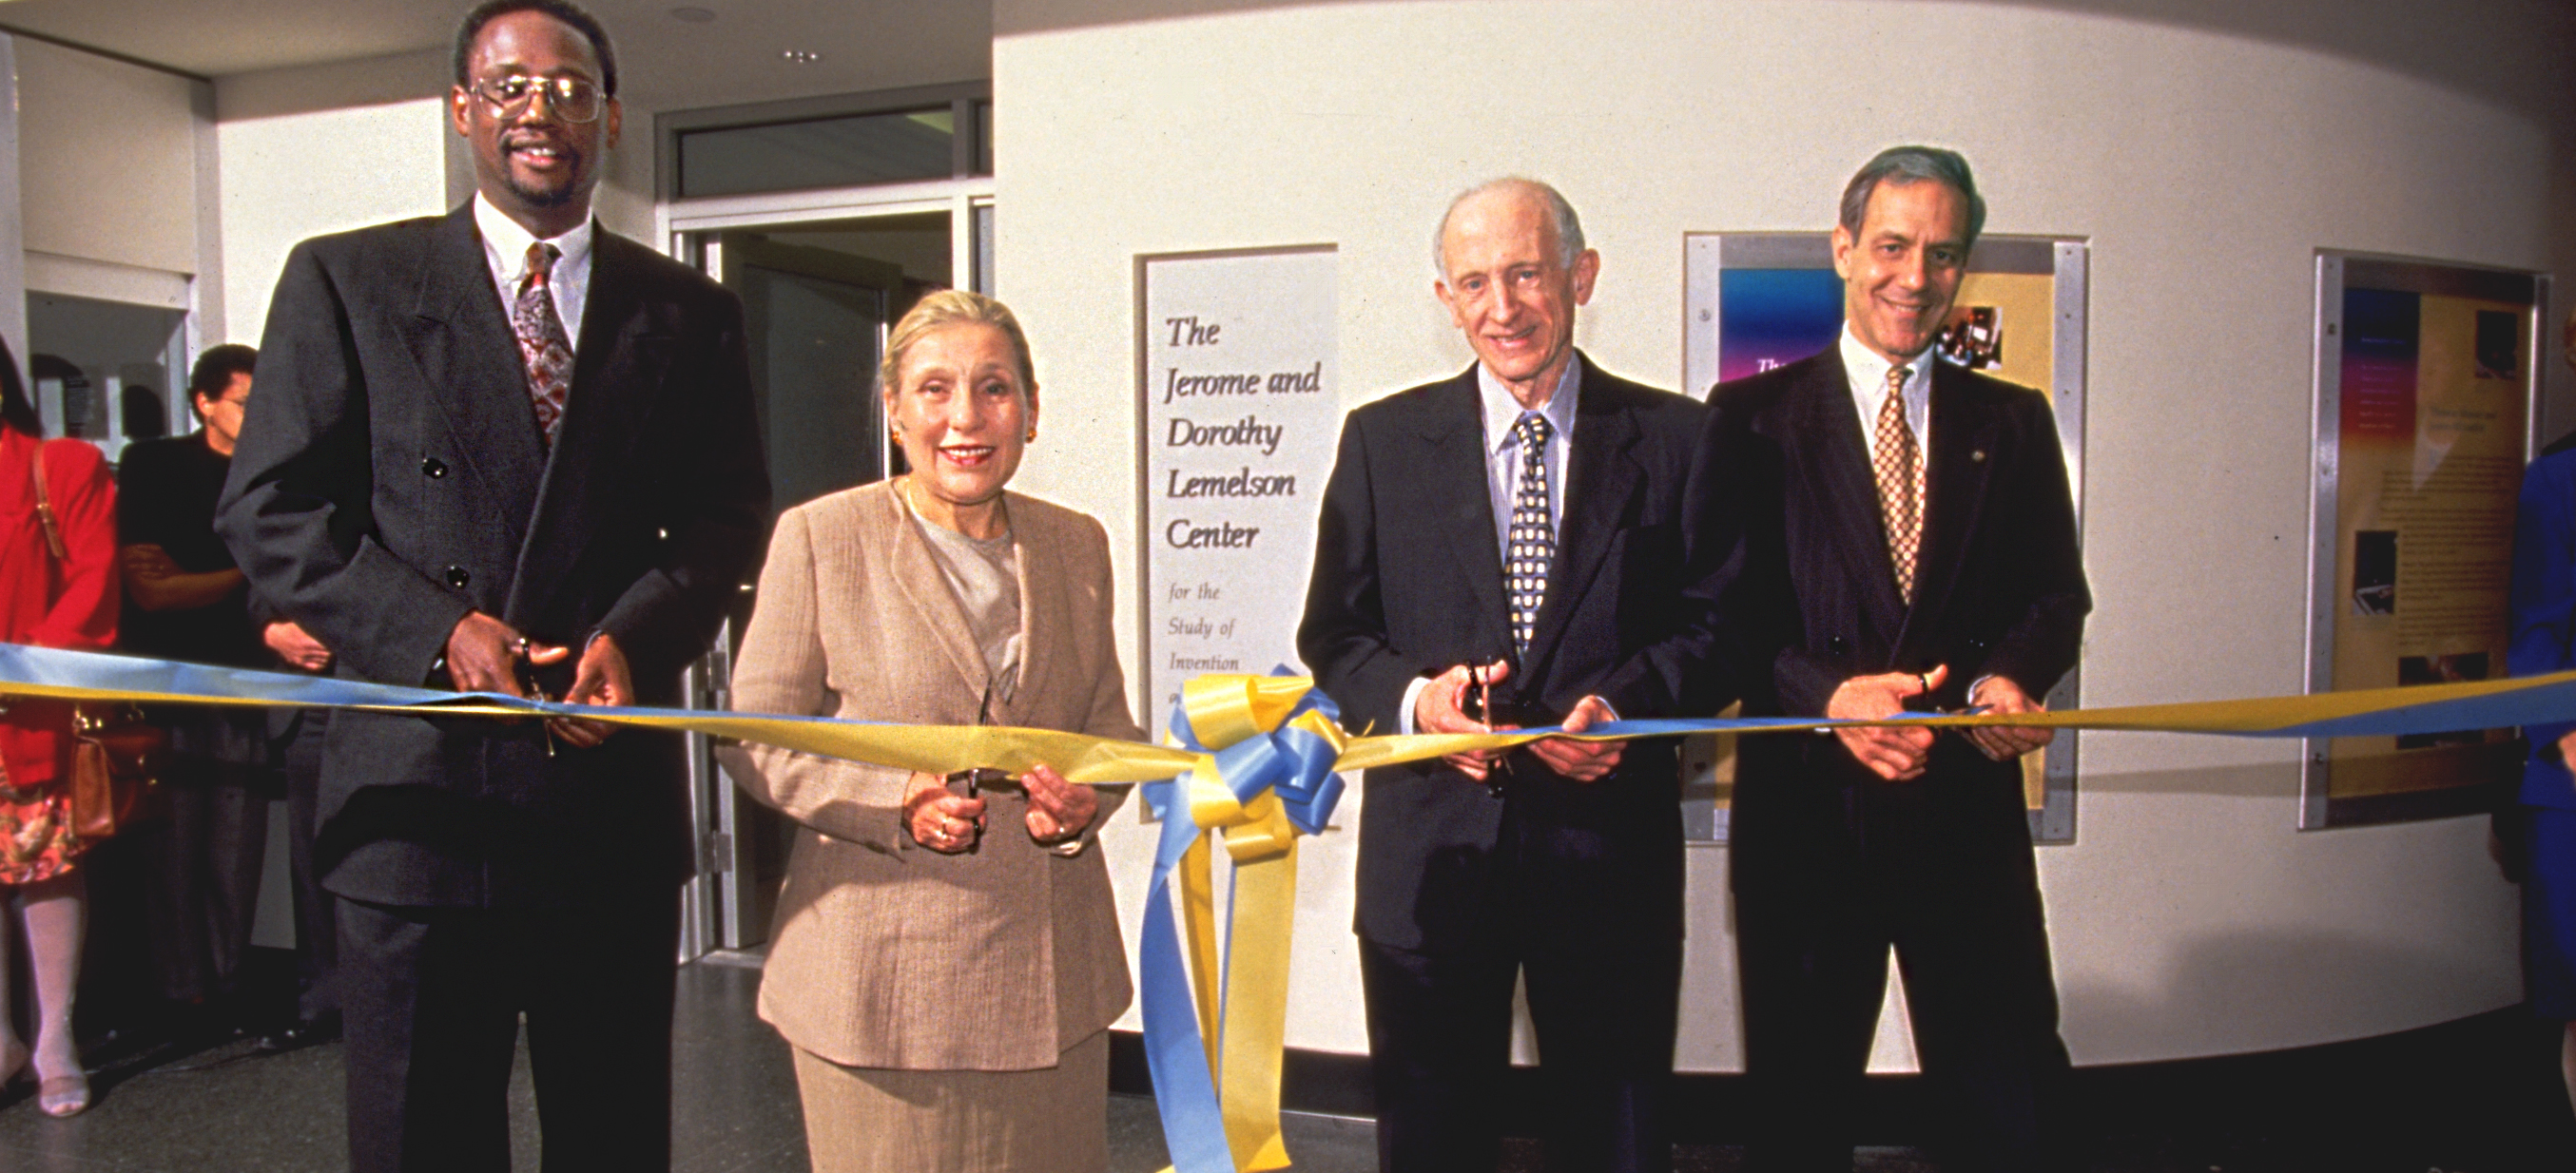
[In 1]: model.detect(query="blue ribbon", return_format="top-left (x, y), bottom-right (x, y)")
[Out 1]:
top-left (9, 642), bottom-right (2576, 1173)
top-left (1135, 668), bottom-right (1346, 1173)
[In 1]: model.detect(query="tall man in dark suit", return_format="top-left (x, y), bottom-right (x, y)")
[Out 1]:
top-left (217, 2), bottom-right (767, 1167)
top-left (1698, 147), bottom-right (2089, 1171)
top-left (1300, 178), bottom-right (1723, 1173)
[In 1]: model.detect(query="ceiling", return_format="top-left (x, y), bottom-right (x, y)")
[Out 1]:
top-left (0, 0), bottom-right (992, 111)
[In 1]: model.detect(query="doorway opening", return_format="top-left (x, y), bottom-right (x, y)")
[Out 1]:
top-left (679, 204), bottom-right (980, 959)
top-left (26, 292), bottom-right (190, 463)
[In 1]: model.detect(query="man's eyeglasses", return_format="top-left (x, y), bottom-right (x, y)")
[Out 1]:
top-left (468, 75), bottom-right (607, 124)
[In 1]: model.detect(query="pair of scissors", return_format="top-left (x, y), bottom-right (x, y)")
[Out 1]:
top-left (1468, 663), bottom-right (1510, 798)
top-left (940, 683), bottom-right (1016, 850)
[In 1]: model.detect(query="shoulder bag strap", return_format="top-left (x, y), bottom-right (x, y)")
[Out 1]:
top-left (29, 440), bottom-right (65, 563)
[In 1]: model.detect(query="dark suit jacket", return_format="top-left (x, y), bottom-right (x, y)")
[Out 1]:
top-left (218, 203), bottom-right (770, 909)
top-left (1299, 356), bottom-right (1724, 952)
top-left (1697, 348), bottom-right (2087, 880)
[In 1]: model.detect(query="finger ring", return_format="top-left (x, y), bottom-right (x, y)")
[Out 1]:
top-left (513, 636), bottom-right (532, 655)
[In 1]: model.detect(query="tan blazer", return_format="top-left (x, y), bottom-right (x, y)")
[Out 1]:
top-left (718, 480), bottom-right (1140, 1070)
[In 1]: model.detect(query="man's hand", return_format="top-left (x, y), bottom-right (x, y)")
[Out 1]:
top-left (1527, 695), bottom-right (1625, 782)
top-left (444, 611), bottom-right (567, 697)
top-left (263, 621), bottom-right (333, 672)
top-left (1826, 664), bottom-right (1947, 780)
top-left (1023, 763), bottom-right (1099, 844)
top-left (1415, 660), bottom-right (1513, 781)
top-left (903, 770), bottom-right (986, 855)
top-left (550, 633), bottom-right (632, 749)
top-left (2557, 730), bottom-right (2576, 770)
top-left (1965, 676), bottom-right (2053, 762)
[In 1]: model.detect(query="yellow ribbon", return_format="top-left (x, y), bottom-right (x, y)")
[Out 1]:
top-left (3, 647), bottom-right (2570, 1173)
top-left (1157, 673), bottom-right (1341, 1172)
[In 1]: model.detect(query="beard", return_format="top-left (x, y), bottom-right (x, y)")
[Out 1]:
top-left (494, 139), bottom-right (588, 208)
top-left (505, 168), bottom-right (583, 208)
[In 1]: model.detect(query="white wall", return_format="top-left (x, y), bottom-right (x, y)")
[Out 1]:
top-left (17, 38), bottom-right (202, 281)
top-left (994, 0), bottom-right (2572, 1067)
top-left (214, 51), bottom-right (452, 346)
top-left (213, 48), bottom-right (662, 346)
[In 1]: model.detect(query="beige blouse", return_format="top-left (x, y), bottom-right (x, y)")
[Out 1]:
top-left (906, 496), bottom-right (1024, 705)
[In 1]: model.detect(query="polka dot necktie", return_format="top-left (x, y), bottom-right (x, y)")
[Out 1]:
top-left (1507, 412), bottom-right (1556, 654)
top-left (1873, 364), bottom-right (1924, 603)
top-left (512, 241), bottom-right (573, 450)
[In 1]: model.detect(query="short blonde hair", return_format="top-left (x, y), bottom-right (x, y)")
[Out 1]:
top-left (881, 289), bottom-right (1036, 398)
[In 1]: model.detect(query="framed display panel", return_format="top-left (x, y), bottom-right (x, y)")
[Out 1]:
top-left (1680, 232), bottom-right (2091, 845)
top-left (1133, 244), bottom-right (1340, 740)
top-left (2302, 253), bottom-right (2547, 829)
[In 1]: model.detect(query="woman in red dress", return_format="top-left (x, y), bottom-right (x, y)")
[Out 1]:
top-left (0, 337), bottom-right (117, 1117)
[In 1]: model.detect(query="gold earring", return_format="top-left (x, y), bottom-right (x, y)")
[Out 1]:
top-left (1025, 427), bottom-right (1037, 443)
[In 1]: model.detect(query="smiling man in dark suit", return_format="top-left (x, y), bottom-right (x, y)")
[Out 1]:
top-left (217, 1), bottom-right (767, 1167)
top-left (1697, 146), bottom-right (2090, 1171)
top-left (1300, 178), bottom-right (1725, 1173)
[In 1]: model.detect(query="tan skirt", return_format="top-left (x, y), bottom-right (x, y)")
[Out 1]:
top-left (793, 1029), bottom-right (1110, 1173)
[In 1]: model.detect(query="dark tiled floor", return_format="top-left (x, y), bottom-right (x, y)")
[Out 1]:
top-left (0, 958), bottom-right (2566, 1171)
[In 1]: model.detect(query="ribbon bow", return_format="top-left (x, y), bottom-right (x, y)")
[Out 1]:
top-left (1136, 670), bottom-right (1346, 1173)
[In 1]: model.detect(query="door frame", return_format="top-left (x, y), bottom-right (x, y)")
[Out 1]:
top-left (660, 180), bottom-right (993, 963)
top-left (660, 178), bottom-right (995, 303)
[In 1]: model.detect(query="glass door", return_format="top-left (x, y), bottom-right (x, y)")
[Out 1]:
top-left (685, 233), bottom-right (903, 957)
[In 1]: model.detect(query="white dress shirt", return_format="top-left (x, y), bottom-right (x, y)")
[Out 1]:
top-left (474, 192), bottom-right (595, 353)
top-left (1478, 356), bottom-right (1581, 568)
top-left (1397, 356), bottom-right (1584, 735)
top-left (1836, 325), bottom-right (2005, 702)
top-left (1837, 324), bottom-right (1931, 471)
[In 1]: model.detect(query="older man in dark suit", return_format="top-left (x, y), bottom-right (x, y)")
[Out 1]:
top-left (217, 2), bottom-right (767, 1168)
top-left (1697, 146), bottom-right (2090, 1171)
top-left (1300, 178), bottom-right (1727, 1173)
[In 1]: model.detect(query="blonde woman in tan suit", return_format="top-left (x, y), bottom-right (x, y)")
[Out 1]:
top-left (721, 290), bottom-right (1139, 1171)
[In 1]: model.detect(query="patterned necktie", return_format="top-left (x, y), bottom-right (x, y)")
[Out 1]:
top-left (1873, 364), bottom-right (1924, 603)
top-left (512, 241), bottom-right (572, 450)
top-left (1506, 412), bottom-right (1556, 654)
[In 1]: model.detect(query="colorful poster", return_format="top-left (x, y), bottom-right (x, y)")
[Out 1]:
top-left (2310, 262), bottom-right (2538, 825)
top-left (1715, 268), bottom-right (1842, 382)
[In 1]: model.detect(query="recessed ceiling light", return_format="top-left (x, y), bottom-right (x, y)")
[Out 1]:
top-left (669, 6), bottom-right (716, 22)
top-left (781, 49), bottom-right (823, 64)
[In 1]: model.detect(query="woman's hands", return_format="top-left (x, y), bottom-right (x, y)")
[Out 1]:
top-left (901, 765), bottom-right (1098, 853)
top-left (1022, 764), bottom-right (1097, 845)
top-left (902, 771), bottom-right (985, 854)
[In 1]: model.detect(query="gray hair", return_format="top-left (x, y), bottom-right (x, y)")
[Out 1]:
top-left (1838, 145), bottom-right (1985, 251)
top-left (1433, 177), bottom-right (1585, 277)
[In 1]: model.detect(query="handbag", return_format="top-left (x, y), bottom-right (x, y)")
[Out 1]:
top-left (29, 442), bottom-right (165, 839)
top-left (68, 703), bottom-right (162, 839)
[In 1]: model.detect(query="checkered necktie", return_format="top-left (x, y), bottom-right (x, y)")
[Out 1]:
top-left (1506, 412), bottom-right (1555, 653)
top-left (1873, 364), bottom-right (1924, 603)
top-left (512, 242), bottom-right (572, 449)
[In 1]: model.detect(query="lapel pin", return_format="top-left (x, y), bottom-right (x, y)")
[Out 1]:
top-left (1971, 450), bottom-right (1987, 463)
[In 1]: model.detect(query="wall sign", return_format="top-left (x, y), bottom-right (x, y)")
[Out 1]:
top-left (1135, 245), bottom-right (1339, 738)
